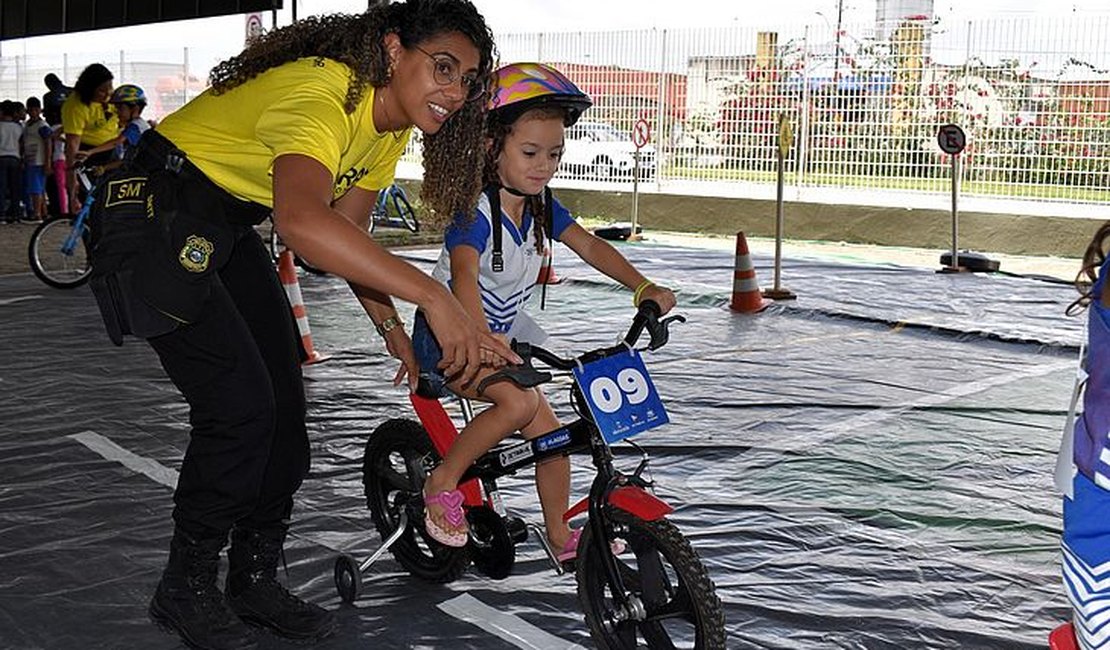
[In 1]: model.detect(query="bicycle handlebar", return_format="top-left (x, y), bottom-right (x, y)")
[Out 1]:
top-left (476, 300), bottom-right (685, 394)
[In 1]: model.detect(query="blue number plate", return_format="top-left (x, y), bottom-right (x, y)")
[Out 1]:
top-left (572, 349), bottom-right (668, 445)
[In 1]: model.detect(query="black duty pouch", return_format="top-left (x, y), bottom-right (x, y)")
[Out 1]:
top-left (88, 168), bottom-right (232, 345)
top-left (129, 170), bottom-right (234, 325)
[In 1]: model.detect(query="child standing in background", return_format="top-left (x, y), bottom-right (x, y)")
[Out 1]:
top-left (0, 101), bottom-right (23, 223)
top-left (21, 97), bottom-right (51, 221)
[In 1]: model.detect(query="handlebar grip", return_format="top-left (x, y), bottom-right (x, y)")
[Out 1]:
top-left (638, 299), bottom-right (662, 319)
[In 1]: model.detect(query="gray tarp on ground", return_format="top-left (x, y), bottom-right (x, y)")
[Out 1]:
top-left (0, 240), bottom-right (1082, 648)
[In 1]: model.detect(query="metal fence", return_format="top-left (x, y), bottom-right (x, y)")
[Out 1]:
top-left (3, 15), bottom-right (1108, 217)
top-left (0, 48), bottom-right (206, 122)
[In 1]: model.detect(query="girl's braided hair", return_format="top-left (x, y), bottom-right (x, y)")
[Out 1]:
top-left (481, 106), bottom-right (568, 254)
top-left (207, 0), bottom-right (496, 224)
top-left (1068, 221), bottom-right (1110, 316)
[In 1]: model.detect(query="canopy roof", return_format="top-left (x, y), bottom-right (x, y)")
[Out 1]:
top-left (1, 0), bottom-right (281, 40)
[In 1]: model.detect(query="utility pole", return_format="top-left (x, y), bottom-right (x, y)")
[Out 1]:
top-left (833, 0), bottom-right (844, 82)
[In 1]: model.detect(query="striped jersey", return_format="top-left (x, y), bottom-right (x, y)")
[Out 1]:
top-left (431, 189), bottom-right (574, 340)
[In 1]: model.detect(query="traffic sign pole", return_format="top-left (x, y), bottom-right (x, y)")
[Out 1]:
top-left (629, 118), bottom-right (651, 242)
top-left (764, 112), bottom-right (796, 301)
top-left (936, 123), bottom-right (968, 274)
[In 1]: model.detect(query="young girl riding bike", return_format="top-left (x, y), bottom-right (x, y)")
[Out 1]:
top-left (412, 62), bottom-right (677, 556)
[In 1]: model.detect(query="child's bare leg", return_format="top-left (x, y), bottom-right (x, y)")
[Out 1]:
top-left (424, 376), bottom-right (540, 537)
top-left (521, 396), bottom-right (573, 550)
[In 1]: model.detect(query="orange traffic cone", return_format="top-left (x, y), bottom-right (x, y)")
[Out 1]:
top-left (1049, 623), bottom-right (1078, 650)
top-left (730, 232), bottom-right (768, 313)
top-left (276, 250), bottom-right (329, 365)
top-left (536, 245), bottom-right (560, 284)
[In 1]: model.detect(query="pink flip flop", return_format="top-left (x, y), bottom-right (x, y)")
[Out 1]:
top-left (557, 528), bottom-right (627, 563)
top-left (424, 489), bottom-right (468, 548)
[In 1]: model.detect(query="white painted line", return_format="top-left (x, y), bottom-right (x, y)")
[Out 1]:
top-left (69, 430), bottom-right (179, 489)
top-left (0, 295), bottom-right (43, 306)
top-left (66, 430), bottom-right (360, 554)
top-left (784, 358), bottom-right (1075, 452)
top-left (438, 593), bottom-right (586, 650)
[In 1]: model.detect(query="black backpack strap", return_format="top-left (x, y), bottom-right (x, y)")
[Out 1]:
top-left (488, 185), bottom-right (504, 273)
top-left (539, 186), bottom-right (554, 310)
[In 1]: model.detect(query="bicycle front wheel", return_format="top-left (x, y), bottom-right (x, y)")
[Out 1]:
top-left (28, 216), bottom-right (91, 289)
top-left (577, 509), bottom-right (726, 649)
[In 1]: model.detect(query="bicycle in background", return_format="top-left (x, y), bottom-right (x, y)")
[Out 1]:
top-left (369, 182), bottom-right (418, 234)
top-left (268, 183), bottom-right (420, 275)
top-left (28, 164), bottom-right (96, 289)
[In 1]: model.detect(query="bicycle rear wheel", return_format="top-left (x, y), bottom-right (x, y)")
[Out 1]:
top-left (363, 418), bottom-right (470, 583)
top-left (28, 216), bottom-right (91, 289)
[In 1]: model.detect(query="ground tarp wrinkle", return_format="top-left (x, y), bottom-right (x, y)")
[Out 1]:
top-left (0, 241), bottom-right (1080, 648)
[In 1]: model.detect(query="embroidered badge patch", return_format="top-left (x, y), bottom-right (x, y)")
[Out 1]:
top-left (178, 235), bottom-right (214, 273)
top-left (104, 177), bottom-right (147, 208)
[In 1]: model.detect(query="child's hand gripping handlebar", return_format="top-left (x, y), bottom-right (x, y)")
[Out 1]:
top-left (476, 300), bottom-right (685, 395)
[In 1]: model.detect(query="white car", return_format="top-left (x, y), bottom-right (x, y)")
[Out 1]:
top-left (561, 120), bottom-right (656, 181)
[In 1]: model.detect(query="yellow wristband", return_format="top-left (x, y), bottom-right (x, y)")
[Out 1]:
top-left (375, 315), bottom-right (402, 337)
top-left (633, 280), bottom-right (655, 306)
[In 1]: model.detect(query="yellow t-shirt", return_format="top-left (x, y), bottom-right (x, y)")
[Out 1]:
top-left (61, 93), bottom-right (119, 147)
top-left (157, 57), bottom-right (411, 207)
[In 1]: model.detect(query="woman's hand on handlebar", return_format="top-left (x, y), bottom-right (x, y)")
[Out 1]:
top-left (423, 289), bottom-right (520, 384)
top-left (639, 284), bottom-right (677, 315)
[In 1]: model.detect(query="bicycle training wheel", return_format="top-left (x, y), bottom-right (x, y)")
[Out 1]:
top-left (389, 187), bottom-right (419, 233)
top-left (576, 509), bottom-right (726, 649)
top-left (28, 216), bottom-right (91, 289)
top-left (362, 418), bottom-right (470, 583)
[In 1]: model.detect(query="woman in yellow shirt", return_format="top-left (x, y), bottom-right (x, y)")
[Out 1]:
top-left (89, 1), bottom-right (512, 647)
top-left (60, 63), bottom-right (117, 210)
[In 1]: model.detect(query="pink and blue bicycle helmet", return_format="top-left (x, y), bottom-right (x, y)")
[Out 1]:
top-left (488, 62), bottom-right (592, 127)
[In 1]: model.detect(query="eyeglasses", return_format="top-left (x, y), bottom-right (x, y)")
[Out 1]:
top-left (413, 45), bottom-right (486, 102)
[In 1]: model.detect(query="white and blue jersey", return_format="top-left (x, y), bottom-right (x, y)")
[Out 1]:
top-left (430, 190), bottom-right (574, 341)
top-left (1061, 254), bottom-right (1110, 650)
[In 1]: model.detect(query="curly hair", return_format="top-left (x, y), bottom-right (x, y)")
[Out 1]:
top-left (480, 107), bottom-right (568, 254)
top-left (207, 0), bottom-right (496, 222)
top-left (1068, 221), bottom-right (1110, 316)
top-left (74, 63), bottom-right (113, 104)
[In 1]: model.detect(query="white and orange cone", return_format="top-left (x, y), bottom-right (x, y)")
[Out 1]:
top-left (536, 246), bottom-right (560, 284)
top-left (730, 232), bottom-right (768, 313)
top-left (276, 250), bottom-right (329, 365)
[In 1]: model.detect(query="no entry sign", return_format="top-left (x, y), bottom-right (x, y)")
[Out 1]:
top-left (631, 118), bottom-right (651, 150)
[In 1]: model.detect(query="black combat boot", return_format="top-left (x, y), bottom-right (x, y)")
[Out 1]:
top-left (148, 528), bottom-right (258, 650)
top-left (225, 525), bottom-right (337, 641)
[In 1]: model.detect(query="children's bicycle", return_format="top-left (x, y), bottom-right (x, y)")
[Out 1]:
top-left (334, 302), bottom-right (727, 649)
top-left (28, 164), bottom-right (96, 289)
top-left (369, 182), bottom-right (418, 234)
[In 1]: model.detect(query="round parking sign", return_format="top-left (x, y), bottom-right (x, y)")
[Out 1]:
top-left (937, 124), bottom-right (967, 155)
